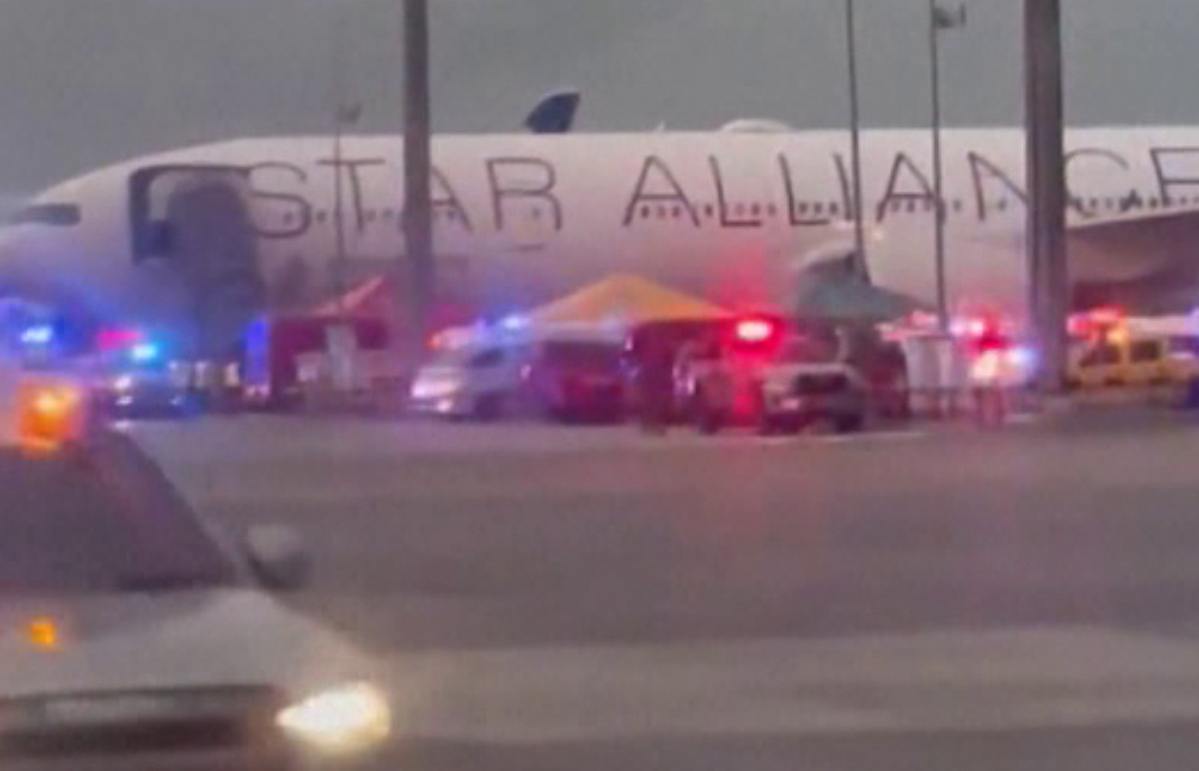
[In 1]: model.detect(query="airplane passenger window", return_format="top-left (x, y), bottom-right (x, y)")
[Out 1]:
top-left (750, 203), bottom-right (761, 216)
top-left (766, 203), bottom-right (777, 217)
top-left (641, 205), bottom-right (652, 219)
top-left (703, 204), bottom-right (715, 218)
top-left (10, 203), bottom-right (81, 226)
top-left (828, 202), bottom-right (839, 215)
top-left (813, 202), bottom-right (824, 215)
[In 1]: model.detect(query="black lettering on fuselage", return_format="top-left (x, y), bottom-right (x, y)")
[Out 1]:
top-left (1149, 146), bottom-right (1199, 203)
top-left (431, 167), bottom-right (473, 232)
top-left (622, 156), bottom-right (698, 227)
top-left (1065, 148), bottom-right (1130, 217)
top-left (876, 153), bottom-right (935, 222)
top-left (778, 154), bottom-right (830, 226)
top-left (486, 157), bottom-right (563, 231)
top-left (709, 156), bottom-right (760, 228)
top-left (966, 152), bottom-right (1026, 222)
top-left (316, 156), bottom-right (386, 234)
top-left (247, 162), bottom-right (312, 240)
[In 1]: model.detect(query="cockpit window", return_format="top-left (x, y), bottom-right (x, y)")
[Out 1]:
top-left (10, 202), bottom-right (81, 226)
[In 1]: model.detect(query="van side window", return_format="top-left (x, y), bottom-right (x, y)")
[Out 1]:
top-left (1169, 336), bottom-right (1199, 356)
top-left (1130, 340), bottom-right (1161, 363)
top-left (470, 349), bottom-right (504, 368)
top-left (1081, 344), bottom-right (1120, 368)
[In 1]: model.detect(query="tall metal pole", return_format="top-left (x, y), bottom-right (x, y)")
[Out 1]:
top-left (331, 8), bottom-right (349, 312)
top-left (402, 0), bottom-right (434, 360)
top-left (928, 0), bottom-right (948, 331)
top-left (1024, 0), bottom-right (1068, 392)
top-left (845, 0), bottom-right (867, 278)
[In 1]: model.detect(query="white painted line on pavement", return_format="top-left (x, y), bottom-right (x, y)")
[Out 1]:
top-left (384, 625), bottom-right (1199, 743)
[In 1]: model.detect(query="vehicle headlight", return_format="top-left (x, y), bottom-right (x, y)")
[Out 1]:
top-left (276, 682), bottom-right (391, 755)
top-left (411, 377), bottom-right (461, 400)
top-left (112, 375), bottom-right (135, 393)
top-left (764, 379), bottom-right (789, 395)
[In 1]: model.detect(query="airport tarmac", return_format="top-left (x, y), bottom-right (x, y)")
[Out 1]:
top-left (124, 409), bottom-right (1199, 771)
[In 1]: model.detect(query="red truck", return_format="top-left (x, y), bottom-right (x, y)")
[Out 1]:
top-left (241, 315), bottom-right (389, 409)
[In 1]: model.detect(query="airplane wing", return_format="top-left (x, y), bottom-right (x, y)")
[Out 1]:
top-left (1066, 205), bottom-right (1199, 310)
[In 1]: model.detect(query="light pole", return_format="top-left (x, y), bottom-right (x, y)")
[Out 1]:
top-left (929, 2), bottom-right (965, 330)
top-left (1024, 0), bottom-right (1067, 392)
top-left (402, 0), bottom-right (434, 361)
top-left (330, 8), bottom-right (361, 312)
top-left (845, 0), bottom-right (867, 279)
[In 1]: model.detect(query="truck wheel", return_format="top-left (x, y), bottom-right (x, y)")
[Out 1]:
top-left (694, 393), bottom-right (722, 435)
top-left (474, 393), bottom-right (506, 422)
top-left (834, 412), bottom-right (865, 434)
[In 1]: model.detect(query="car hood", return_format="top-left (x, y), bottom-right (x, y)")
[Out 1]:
top-left (0, 589), bottom-right (375, 701)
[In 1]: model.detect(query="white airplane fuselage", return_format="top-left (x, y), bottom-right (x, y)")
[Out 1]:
top-left (4, 126), bottom-right (1199, 343)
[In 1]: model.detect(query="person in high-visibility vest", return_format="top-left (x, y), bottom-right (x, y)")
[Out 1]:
top-left (969, 329), bottom-right (1014, 427)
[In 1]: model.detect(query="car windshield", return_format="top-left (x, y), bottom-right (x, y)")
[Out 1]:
top-left (0, 436), bottom-right (238, 594)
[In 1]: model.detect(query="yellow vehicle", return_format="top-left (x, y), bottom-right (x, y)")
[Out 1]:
top-left (1068, 330), bottom-right (1199, 389)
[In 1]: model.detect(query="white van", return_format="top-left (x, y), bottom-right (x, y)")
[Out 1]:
top-left (408, 339), bottom-right (528, 420)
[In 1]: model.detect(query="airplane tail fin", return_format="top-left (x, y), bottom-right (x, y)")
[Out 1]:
top-left (524, 89), bottom-right (581, 134)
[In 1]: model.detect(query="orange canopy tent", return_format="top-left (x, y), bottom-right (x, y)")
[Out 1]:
top-left (528, 274), bottom-right (732, 328)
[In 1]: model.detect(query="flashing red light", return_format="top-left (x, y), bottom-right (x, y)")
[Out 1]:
top-left (735, 318), bottom-right (777, 345)
top-left (96, 327), bottom-right (143, 352)
top-left (1089, 306), bottom-right (1125, 327)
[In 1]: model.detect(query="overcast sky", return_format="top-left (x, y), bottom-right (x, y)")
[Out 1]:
top-left (0, 0), bottom-right (1196, 193)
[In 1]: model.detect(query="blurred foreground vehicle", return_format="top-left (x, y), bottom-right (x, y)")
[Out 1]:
top-left (0, 374), bottom-right (392, 769)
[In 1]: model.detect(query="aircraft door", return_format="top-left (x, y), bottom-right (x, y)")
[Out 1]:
top-left (129, 165), bottom-right (265, 358)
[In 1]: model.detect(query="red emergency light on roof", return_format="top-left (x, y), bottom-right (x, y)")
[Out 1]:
top-left (735, 317), bottom-right (777, 344)
top-left (1089, 306), bottom-right (1125, 327)
top-left (96, 327), bottom-right (143, 352)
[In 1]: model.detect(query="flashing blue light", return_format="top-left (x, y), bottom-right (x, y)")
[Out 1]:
top-left (1008, 345), bottom-right (1038, 372)
top-left (130, 341), bottom-right (161, 363)
top-left (19, 324), bottom-right (55, 346)
top-left (499, 314), bottom-right (528, 332)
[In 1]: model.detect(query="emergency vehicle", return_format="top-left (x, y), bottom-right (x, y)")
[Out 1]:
top-left (0, 357), bottom-right (394, 768)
